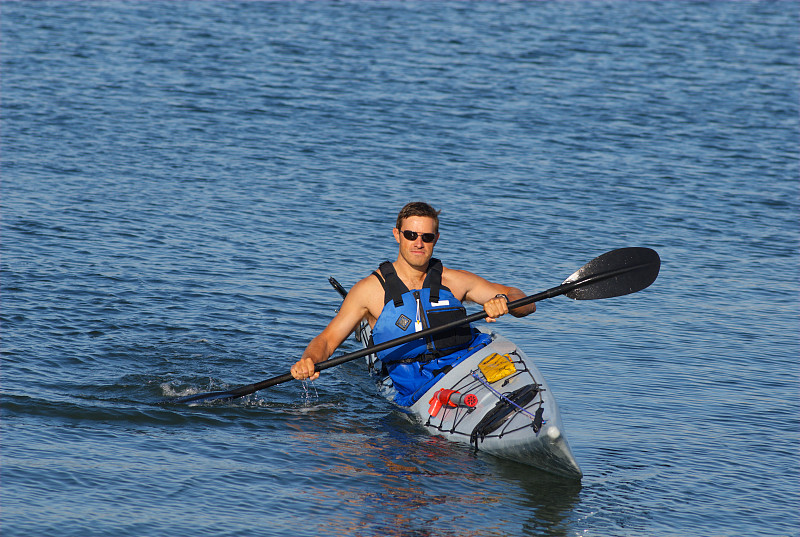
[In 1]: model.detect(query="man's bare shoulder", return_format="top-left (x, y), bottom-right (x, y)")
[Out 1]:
top-left (348, 272), bottom-right (380, 292)
top-left (442, 265), bottom-right (502, 304)
top-left (340, 272), bottom-right (384, 317)
top-left (441, 265), bottom-right (483, 284)
top-left (441, 266), bottom-right (482, 301)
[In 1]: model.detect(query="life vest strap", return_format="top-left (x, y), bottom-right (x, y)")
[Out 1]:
top-left (373, 258), bottom-right (444, 306)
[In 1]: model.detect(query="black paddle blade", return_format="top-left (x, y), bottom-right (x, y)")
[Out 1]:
top-left (169, 390), bottom-right (235, 404)
top-left (562, 247), bottom-right (660, 300)
top-left (163, 372), bottom-right (295, 405)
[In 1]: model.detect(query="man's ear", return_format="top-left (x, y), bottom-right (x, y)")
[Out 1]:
top-left (393, 227), bottom-right (401, 243)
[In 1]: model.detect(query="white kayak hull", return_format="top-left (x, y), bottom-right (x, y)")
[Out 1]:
top-left (356, 323), bottom-right (582, 479)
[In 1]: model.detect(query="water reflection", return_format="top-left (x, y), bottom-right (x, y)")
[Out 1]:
top-left (490, 456), bottom-right (583, 537)
top-left (284, 409), bottom-right (582, 536)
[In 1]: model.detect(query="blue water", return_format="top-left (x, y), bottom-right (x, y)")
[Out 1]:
top-left (2, 1), bottom-right (798, 535)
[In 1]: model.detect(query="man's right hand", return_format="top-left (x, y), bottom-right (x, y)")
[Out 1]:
top-left (291, 357), bottom-right (320, 381)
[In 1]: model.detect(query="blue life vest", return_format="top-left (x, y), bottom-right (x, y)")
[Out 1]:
top-left (371, 259), bottom-right (492, 406)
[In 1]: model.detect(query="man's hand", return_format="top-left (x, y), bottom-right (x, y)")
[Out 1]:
top-left (291, 357), bottom-right (320, 381)
top-left (483, 295), bottom-right (510, 322)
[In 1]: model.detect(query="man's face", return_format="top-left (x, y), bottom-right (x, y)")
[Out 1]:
top-left (394, 216), bottom-right (439, 270)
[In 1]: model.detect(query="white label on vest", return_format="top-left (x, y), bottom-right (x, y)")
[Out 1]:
top-left (415, 296), bottom-right (423, 332)
top-left (430, 300), bottom-right (450, 307)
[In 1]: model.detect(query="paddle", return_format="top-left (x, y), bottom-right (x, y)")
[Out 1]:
top-left (166, 247), bottom-right (659, 404)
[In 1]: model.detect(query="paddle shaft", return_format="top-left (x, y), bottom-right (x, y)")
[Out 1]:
top-left (320, 258), bottom-right (651, 371)
top-left (168, 247), bottom-right (659, 403)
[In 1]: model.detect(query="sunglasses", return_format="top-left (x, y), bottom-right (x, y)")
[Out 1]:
top-left (402, 230), bottom-right (437, 243)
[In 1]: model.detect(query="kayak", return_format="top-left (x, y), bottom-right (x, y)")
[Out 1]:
top-left (349, 313), bottom-right (583, 480)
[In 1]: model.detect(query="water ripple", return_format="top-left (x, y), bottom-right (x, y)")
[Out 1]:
top-left (2, 1), bottom-right (798, 536)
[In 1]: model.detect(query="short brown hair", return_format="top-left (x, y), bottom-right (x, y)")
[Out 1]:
top-left (396, 201), bottom-right (440, 232)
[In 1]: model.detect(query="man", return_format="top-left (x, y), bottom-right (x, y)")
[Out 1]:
top-left (291, 201), bottom-right (536, 406)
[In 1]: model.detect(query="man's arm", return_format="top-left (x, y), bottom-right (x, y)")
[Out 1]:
top-left (480, 285), bottom-right (536, 320)
top-left (450, 269), bottom-right (536, 321)
top-left (290, 277), bottom-right (374, 381)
